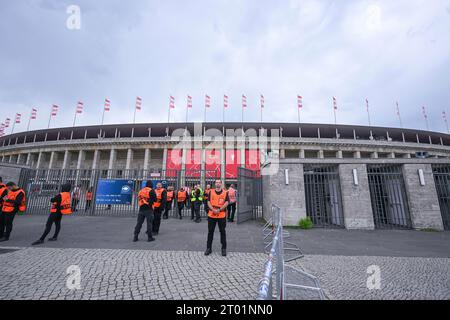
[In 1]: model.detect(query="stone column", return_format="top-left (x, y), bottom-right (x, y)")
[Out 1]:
top-left (16, 154), bottom-right (22, 165)
top-left (280, 149), bottom-right (286, 159)
top-left (143, 149), bottom-right (150, 174)
top-left (262, 163), bottom-right (306, 226)
top-left (317, 150), bottom-right (324, 159)
top-left (125, 148), bottom-right (133, 170)
top-left (62, 150), bottom-right (70, 169)
top-left (26, 153), bottom-right (31, 166)
top-left (299, 149), bottom-right (305, 159)
top-left (338, 164), bottom-right (375, 230)
top-left (371, 152), bottom-right (378, 159)
top-left (354, 151), bottom-right (361, 159)
top-left (220, 147), bottom-right (226, 183)
top-left (76, 150), bottom-right (85, 170)
top-left (92, 150), bottom-right (100, 170)
top-left (336, 150), bottom-right (343, 159)
top-left (48, 152), bottom-right (56, 169)
top-left (402, 164), bottom-right (444, 230)
top-left (162, 147), bottom-right (168, 179)
top-left (108, 149), bottom-right (116, 178)
top-left (36, 152), bottom-right (43, 169)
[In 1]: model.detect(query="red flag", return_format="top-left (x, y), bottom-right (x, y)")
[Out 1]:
top-left (297, 95), bottom-right (303, 109)
top-left (76, 102), bottom-right (84, 114)
top-left (205, 95), bottom-right (211, 108)
top-left (31, 108), bottom-right (38, 119)
top-left (4, 118), bottom-right (11, 128)
top-left (242, 94), bottom-right (247, 108)
top-left (396, 101), bottom-right (400, 116)
top-left (169, 96), bottom-right (175, 109)
top-left (135, 97), bottom-right (142, 111)
top-left (366, 98), bottom-right (369, 111)
top-left (333, 97), bottom-right (337, 110)
top-left (104, 99), bottom-right (111, 112)
top-left (260, 94), bottom-right (265, 108)
top-left (422, 106), bottom-right (427, 119)
top-left (224, 95), bottom-right (229, 108)
top-left (15, 113), bottom-right (21, 124)
top-left (51, 105), bottom-right (59, 116)
top-left (187, 95), bottom-right (192, 108)
top-left (442, 111), bottom-right (448, 121)
top-left (0, 123), bottom-right (4, 137)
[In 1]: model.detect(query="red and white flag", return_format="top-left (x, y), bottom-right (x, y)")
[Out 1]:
top-left (422, 106), bottom-right (428, 119)
top-left (366, 98), bottom-right (369, 111)
top-left (135, 97), bottom-right (142, 111)
top-left (15, 113), bottom-right (21, 124)
top-left (31, 108), bottom-right (38, 120)
top-left (51, 105), bottom-right (59, 116)
top-left (76, 101), bottom-right (84, 114)
top-left (104, 99), bottom-right (111, 112)
top-left (4, 118), bottom-right (11, 128)
top-left (260, 94), bottom-right (265, 108)
top-left (242, 94), bottom-right (247, 108)
top-left (205, 95), bottom-right (211, 108)
top-left (333, 97), bottom-right (337, 110)
top-left (0, 123), bottom-right (5, 137)
top-left (297, 95), bottom-right (303, 109)
top-left (442, 111), bottom-right (448, 122)
top-left (396, 101), bottom-right (400, 116)
top-left (169, 96), bottom-right (175, 109)
top-left (187, 95), bottom-right (192, 108)
top-left (224, 95), bottom-right (229, 108)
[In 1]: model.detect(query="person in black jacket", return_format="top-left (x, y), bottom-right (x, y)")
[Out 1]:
top-left (32, 183), bottom-right (72, 245)
top-left (0, 182), bottom-right (25, 242)
top-left (134, 181), bottom-right (157, 242)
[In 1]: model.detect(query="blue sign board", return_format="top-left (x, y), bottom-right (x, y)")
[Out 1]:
top-left (96, 179), bottom-right (135, 205)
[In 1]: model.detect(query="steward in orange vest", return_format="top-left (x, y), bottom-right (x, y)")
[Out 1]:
top-left (205, 180), bottom-right (230, 257)
top-left (151, 183), bottom-right (166, 235)
top-left (134, 181), bottom-right (157, 242)
top-left (0, 178), bottom-right (7, 210)
top-left (32, 183), bottom-right (72, 245)
top-left (203, 185), bottom-right (211, 210)
top-left (176, 187), bottom-right (188, 219)
top-left (85, 187), bottom-right (93, 212)
top-left (163, 186), bottom-right (175, 220)
top-left (0, 182), bottom-right (26, 242)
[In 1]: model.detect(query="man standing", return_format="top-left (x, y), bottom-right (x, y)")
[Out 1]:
top-left (205, 180), bottom-right (229, 257)
top-left (71, 185), bottom-right (81, 212)
top-left (0, 177), bottom-right (7, 209)
top-left (227, 184), bottom-right (237, 222)
top-left (191, 185), bottom-right (203, 223)
top-left (32, 183), bottom-right (72, 245)
top-left (203, 184), bottom-right (211, 215)
top-left (0, 182), bottom-right (26, 242)
top-left (163, 186), bottom-right (174, 219)
top-left (176, 187), bottom-right (188, 219)
top-left (134, 180), bottom-right (156, 242)
top-left (152, 182), bottom-right (166, 235)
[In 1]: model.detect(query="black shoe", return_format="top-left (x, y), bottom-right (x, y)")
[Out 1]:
top-left (204, 248), bottom-right (212, 256)
top-left (179, 216), bottom-right (182, 220)
top-left (195, 219), bottom-right (201, 223)
top-left (32, 240), bottom-right (44, 246)
top-left (222, 249), bottom-right (227, 256)
top-left (133, 235), bottom-right (138, 242)
top-left (48, 237), bottom-right (57, 242)
top-left (147, 237), bottom-right (155, 242)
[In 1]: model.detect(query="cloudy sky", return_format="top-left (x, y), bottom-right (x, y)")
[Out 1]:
top-left (1, 0), bottom-right (450, 134)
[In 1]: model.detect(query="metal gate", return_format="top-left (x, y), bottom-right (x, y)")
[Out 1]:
top-left (18, 168), bottom-right (220, 218)
top-left (367, 165), bottom-right (412, 229)
top-left (237, 167), bottom-right (263, 224)
top-left (432, 165), bottom-right (450, 230)
top-left (303, 165), bottom-right (344, 228)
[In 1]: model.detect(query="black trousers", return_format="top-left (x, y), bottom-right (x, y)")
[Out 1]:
top-left (207, 217), bottom-right (227, 250)
top-left (0, 212), bottom-right (16, 239)
top-left (71, 199), bottom-right (80, 212)
top-left (134, 210), bottom-right (154, 238)
top-left (177, 202), bottom-right (185, 217)
top-left (85, 200), bottom-right (92, 212)
top-left (227, 203), bottom-right (237, 221)
top-left (191, 202), bottom-right (201, 221)
top-left (152, 207), bottom-right (163, 233)
top-left (40, 212), bottom-right (63, 240)
top-left (163, 201), bottom-right (173, 218)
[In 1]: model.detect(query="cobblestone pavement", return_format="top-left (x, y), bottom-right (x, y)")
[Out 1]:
top-left (290, 255), bottom-right (450, 300)
top-left (0, 247), bottom-right (266, 300)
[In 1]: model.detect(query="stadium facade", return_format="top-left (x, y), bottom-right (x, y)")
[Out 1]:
top-left (0, 122), bottom-right (449, 231)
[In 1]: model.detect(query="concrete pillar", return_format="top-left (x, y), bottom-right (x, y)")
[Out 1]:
top-left (62, 150), bottom-right (69, 169)
top-left (220, 147), bottom-right (225, 183)
top-left (388, 152), bottom-right (396, 159)
top-left (354, 151), bottom-right (361, 159)
top-left (403, 153), bottom-right (411, 159)
top-left (402, 164), bottom-right (444, 230)
top-left (162, 147), bottom-right (168, 179)
top-left (125, 148), bottom-right (133, 170)
top-left (143, 149), bottom-right (150, 173)
top-left (280, 149), bottom-right (286, 159)
top-left (48, 151), bottom-right (56, 169)
top-left (108, 149), bottom-right (116, 178)
top-left (26, 153), bottom-right (31, 166)
top-left (336, 150), bottom-right (343, 159)
top-left (299, 150), bottom-right (305, 159)
top-left (92, 150), bottom-right (100, 170)
top-left (317, 150), bottom-right (324, 159)
top-left (339, 164), bottom-right (375, 230)
top-left (76, 150), bottom-right (85, 170)
top-left (36, 152), bottom-right (43, 169)
top-left (262, 163), bottom-right (306, 226)
top-left (371, 152), bottom-right (378, 159)
top-left (16, 154), bottom-right (22, 165)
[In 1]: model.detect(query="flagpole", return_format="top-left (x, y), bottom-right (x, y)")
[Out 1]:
top-left (366, 100), bottom-right (371, 126)
top-left (186, 106), bottom-right (189, 123)
top-left (11, 118), bottom-right (16, 134)
top-left (73, 109), bottom-right (77, 127)
top-left (27, 113), bottom-right (32, 132)
top-left (396, 102), bottom-right (403, 128)
top-left (334, 109), bottom-right (337, 125)
top-left (101, 108), bottom-right (105, 126)
top-left (133, 107), bottom-right (137, 124)
top-left (204, 105), bottom-right (206, 123)
top-left (168, 107), bottom-right (171, 123)
top-left (298, 107), bottom-right (301, 124)
top-left (48, 107), bottom-right (52, 129)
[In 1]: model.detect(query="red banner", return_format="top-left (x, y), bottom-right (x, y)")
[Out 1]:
top-left (205, 149), bottom-right (221, 178)
top-left (186, 149), bottom-right (202, 177)
top-left (245, 149), bottom-right (260, 173)
top-left (225, 149), bottom-right (241, 179)
top-left (166, 149), bottom-right (183, 177)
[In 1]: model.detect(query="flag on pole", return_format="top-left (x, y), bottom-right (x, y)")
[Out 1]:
top-left (51, 105), bottom-right (59, 116)
top-left (76, 102), bottom-right (84, 114)
top-left (242, 95), bottom-right (247, 108)
top-left (422, 106), bottom-right (427, 119)
top-left (5, 118), bottom-right (11, 128)
top-left (205, 95), bottom-right (211, 108)
top-left (260, 95), bottom-right (265, 108)
top-left (333, 97), bottom-right (337, 110)
top-left (170, 96), bottom-right (175, 109)
top-left (104, 99), bottom-right (111, 112)
top-left (396, 101), bottom-right (400, 116)
top-left (297, 95), bottom-right (303, 109)
top-left (366, 98), bottom-right (369, 111)
top-left (224, 95), bottom-right (229, 108)
top-left (31, 108), bottom-right (38, 119)
top-left (135, 97), bottom-right (142, 111)
top-left (187, 95), bottom-right (192, 108)
top-left (15, 113), bottom-right (21, 123)
top-left (443, 111), bottom-right (448, 122)
top-left (0, 123), bottom-right (5, 137)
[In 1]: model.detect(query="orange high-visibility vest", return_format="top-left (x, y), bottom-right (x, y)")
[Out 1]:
top-left (2, 189), bottom-right (26, 213)
top-left (153, 188), bottom-right (164, 209)
top-left (138, 187), bottom-right (152, 207)
top-left (86, 191), bottom-right (93, 201)
top-left (208, 189), bottom-right (228, 219)
top-left (0, 185), bottom-right (7, 206)
top-left (203, 189), bottom-right (211, 201)
top-left (167, 190), bottom-right (174, 202)
top-left (228, 188), bottom-right (237, 203)
top-left (177, 191), bottom-right (187, 203)
top-left (51, 192), bottom-right (72, 215)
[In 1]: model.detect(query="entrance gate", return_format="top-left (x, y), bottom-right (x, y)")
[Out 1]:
top-left (237, 167), bottom-right (263, 224)
top-left (303, 164), bottom-right (345, 228)
top-left (367, 165), bottom-right (412, 229)
top-left (432, 165), bottom-right (450, 230)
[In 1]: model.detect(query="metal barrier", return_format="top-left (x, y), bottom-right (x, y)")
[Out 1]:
top-left (257, 204), bottom-right (325, 300)
top-left (432, 164), bottom-right (450, 230)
